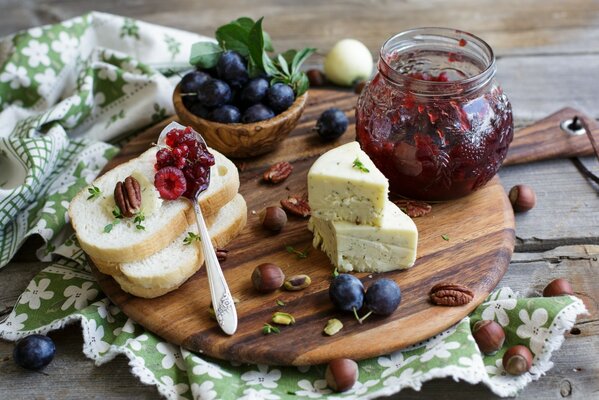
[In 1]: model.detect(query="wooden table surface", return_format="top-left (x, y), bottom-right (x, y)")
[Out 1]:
top-left (0, 1), bottom-right (597, 399)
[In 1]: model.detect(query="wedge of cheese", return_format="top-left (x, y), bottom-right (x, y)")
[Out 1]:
top-left (308, 141), bottom-right (388, 226)
top-left (309, 200), bottom-right (418, 272)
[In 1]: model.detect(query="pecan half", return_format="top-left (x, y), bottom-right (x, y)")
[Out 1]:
top-left (215, 248), bottom-right (229, 262)
top-left (429, 283), bottom-right (474, 306)
top-left (281, 195), bottom-right (310, 217)
top-left (263, 162), bottom-right (293, 184)
top-left (392, 199), bottom-right (432, 218)
top-left (114, 176), bottom-right (142, 218)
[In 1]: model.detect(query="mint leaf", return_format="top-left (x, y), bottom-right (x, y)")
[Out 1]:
top-left (216, 23), bottom-right (250, 57)
top-left (291, 48), bottom-right (316, 73)
top-left (189, 42), bottom-right (223, 68)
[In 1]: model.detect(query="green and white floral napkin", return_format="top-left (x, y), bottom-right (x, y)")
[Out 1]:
top-left (0, 12), bottom-right (588, 400)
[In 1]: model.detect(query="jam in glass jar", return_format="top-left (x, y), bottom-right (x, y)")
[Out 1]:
top-left (356, 28), bottom-right (513, 201)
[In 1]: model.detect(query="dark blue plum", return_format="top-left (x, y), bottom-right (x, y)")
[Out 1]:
top-left (241, 104), bottom-right (275, 123)
top-left (364, 279), bottom-right (401, 316)
top-left (266, 83), bottom-right (295, 113)
top-left (211, 105), bottom-right (241, 123)
top-left (180, 70), bottom-right (210, 94)
top-left (240, 78), bottom-right (269, 105)
top-left (188, 103), bottom-right (211, 119)
top-left (13, 334), bottom-right (56, 371)
top-left (216, 51), bottom-right (249, 87)
top-left (197, 79), bottom-right (232, 108)
top-left (329, 273), bottom-right (365, 313)
top-left (316, 108), bottom-right (348, 140)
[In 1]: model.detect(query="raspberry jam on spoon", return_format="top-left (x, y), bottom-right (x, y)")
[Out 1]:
top-left (155, 122), bottom-right (238, 335)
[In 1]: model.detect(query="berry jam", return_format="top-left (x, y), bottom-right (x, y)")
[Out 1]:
top-left (154, 126), bottom-right (215, 200)
top-left (356, 29), bottom-right (513, 201)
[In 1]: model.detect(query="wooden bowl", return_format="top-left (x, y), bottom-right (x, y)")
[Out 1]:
top-left (173, 83), bottom-right (308, 158)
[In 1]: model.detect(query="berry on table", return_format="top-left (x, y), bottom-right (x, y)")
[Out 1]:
top-left (361, 278), bottom-right (401, 322)
top-left (13, 334), bottom-right (56, 371)
top-left (329, 273), bottom-right (365, 318)
top-left (241, 104), bottom-right (275, 123)
top-left (211, 105), bottom-right (241, 123)
top-left (216, 51), bottom-right (249, 87)
top-left (154, 166), bottom-right (187, 200)
top-left (316, 108), bottom-right (349, 140)
top-left (197, 78), bottom-right (232, 108)
top-left (266, 83), bottom-right (295, 113)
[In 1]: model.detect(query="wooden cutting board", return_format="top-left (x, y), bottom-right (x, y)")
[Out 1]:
top-left (91, 88), bottom-right (515, 366)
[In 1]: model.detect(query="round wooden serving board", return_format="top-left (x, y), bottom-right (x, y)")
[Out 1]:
top-left (91, 88), bottom-right (515, 366)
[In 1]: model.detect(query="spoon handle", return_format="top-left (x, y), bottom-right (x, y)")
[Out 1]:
top-left (192, 200), bottom-right (238, 335)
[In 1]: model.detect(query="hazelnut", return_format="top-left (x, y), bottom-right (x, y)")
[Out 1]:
top-left (307, 69), bottom-right (326, 87)
top-left (508, 184), bottom-right (536, 212)
top-left (543, 278), bottom-right (574, 297)
top-left (354, 80), bottom-right (367, 95)
top-left (473, 320), bottom-right (505, 355)
top-left (325, 358), bottom-right (358, 392)
top-left (260, 206), bottom-right (287, 232)
top-left (502, 345), bottom-right (533, 375)
top-left (251, 263), bottom-right (285, 293)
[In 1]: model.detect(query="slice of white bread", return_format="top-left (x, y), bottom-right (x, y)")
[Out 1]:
top-left (94, 193), bottom-right (247, 298)
top-left (69, 146), bottom-right (239, 263)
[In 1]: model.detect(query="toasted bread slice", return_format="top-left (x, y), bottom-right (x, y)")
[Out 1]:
top-left (94, 194), bottom-right (247, 298)
top-left (69, 147), bottom-right (239, 263)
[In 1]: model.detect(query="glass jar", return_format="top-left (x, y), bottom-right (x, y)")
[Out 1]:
top-left (356, 28), bottom-right (513, 201)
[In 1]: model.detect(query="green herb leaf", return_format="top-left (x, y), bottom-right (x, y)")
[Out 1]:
top-left (134, 211), bottom-right (145, 231)
top-left (333, 268), bottom-right (339, 277)
top-left (295, 73), bottom-right (310, 97)
top-left (276, 299), bottom-right (285, 307)
top-left (189, 41), bottom-right (223, 69)
top-left (183, 231), bottom-right (201, 245)
top-left (87, 185), bottom-right (101, 200)
top-left (352, 158), bottom-right (370, 173)
top-left (276, 54), bottom-right (290, 75)
top-left (215, 20), bottom-right (251, 57)
top-left (248, 17), bottom-right (266, 71)
top-left (112, 206), bottom-right (123, 219)
top-left (441, 234), bottom-right (450, 241)
top-left (285, 245), bottom-right (309, 259)
top-left (103, 224), bottom-right (113, 233)
top-left (262, 323), bottom-right (280, 335)
top-left (291, 48), bottom-right (316, 74)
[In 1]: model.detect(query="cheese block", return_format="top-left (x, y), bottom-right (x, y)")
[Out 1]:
top-left (308, 141), bottom-right (388, 226)
top-left (308, 200), bottom-right (418, 273)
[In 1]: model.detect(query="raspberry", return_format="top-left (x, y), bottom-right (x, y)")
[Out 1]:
top-left (165, 129), bottom-right (181, 147)
top-left (174, 144), bottom-right (189, 158)
top-left (156, 148), bottom-right (174, 168)
top-left (154, 166), bottom-right (187, 200)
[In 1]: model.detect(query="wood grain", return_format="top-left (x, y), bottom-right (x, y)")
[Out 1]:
top-left (90, 88), bottom-right (515, 365)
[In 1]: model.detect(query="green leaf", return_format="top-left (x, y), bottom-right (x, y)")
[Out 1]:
top-left (262, 53), bottom-right (279, 76)
top-left (263, 31), bottom-right (274, 52)
top-left (103, 224), bottom-right (113, 233)
top-left (280, 49), bottom-right (297, 67)
top-left (215, 23), bottom-right (250, 57)
top-left (276, 299), bottom-right (286, 307)
top-left (183, 231), bottom-right (201, 245)
top-left (295, 73), bottom-right (310, 96)
top-left (189, 42), bottom-right (223, 68)
top-left (291, 47), bottom-right (316, 73)
top-left (277, 54), bottom-right (290, 75)
top-left (352, 157), bottom-right (370, 173)
top-left (441, 234), bottom-right (450, 241)
top-left (87, 185), bottom-right (101, 200)
top-left (247, 18), bottom-right (266, 70)
top-left (285, 245), bottom-right (309, 259)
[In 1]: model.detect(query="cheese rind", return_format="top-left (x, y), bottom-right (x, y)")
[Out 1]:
top-left (308, 142), bottom-right (388, 226)
top-left (308, 200), bottom-right (418, 273)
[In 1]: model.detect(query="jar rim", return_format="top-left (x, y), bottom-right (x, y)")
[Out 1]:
top-left (379, 27), bottom-right (496, 95)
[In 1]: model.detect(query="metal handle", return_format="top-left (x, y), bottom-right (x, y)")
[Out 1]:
top-left (192, 200), bottom-right (238, 335)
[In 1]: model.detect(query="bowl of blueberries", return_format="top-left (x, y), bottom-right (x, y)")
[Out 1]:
top-left (174, 51), bottom-right (308, 158)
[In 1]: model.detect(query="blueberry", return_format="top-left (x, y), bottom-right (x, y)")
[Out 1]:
top-left (266, 83), bottom-right (295, 113)
top-left (197, 79), bottom-right (232, 108)
top-left (316, 108), bottom-right (348, 140)
top-left (211, 105), bottom-right (241, 123)
top-left (13, 334), bottom-right (56, 371)
top-left (329, 273), bottom-right (365, 313)
top-left (240, 78), bottom-right (269, 105)
top-left (241, 104), bottom-right (275, 123)
top-left (188, 103), bottom-right (211, 119)
top-left (180, 70), bottom-right (210, 94)
top-left (364, 279), bottom-right (401, 316)
top-left (216, 51), bottom-right (249, 87)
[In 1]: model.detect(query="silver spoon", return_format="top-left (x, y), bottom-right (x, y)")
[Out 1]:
top-left (159, 122), bottom-right (238, 335)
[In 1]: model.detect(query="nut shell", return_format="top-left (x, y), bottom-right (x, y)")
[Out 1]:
top-left (543, 278), bottom-right (574, 297)
top-left (251, 263), bottom-right (285, 293)
top-left (509, 184), bottom-right (536, 212)
top-left (502, 345), bottom-right (533, 375)
top-left (325, 358), bottom-right (358, 392)
top-left (260, 207), bottom-right (287, 232)
top-left (473, 320), bottom-right (505, 354)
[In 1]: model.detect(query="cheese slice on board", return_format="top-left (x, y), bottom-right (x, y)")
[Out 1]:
top-left (307, 141), bottom-right (388, 226)
top-left (309, 200), bottom-right (418, 273)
